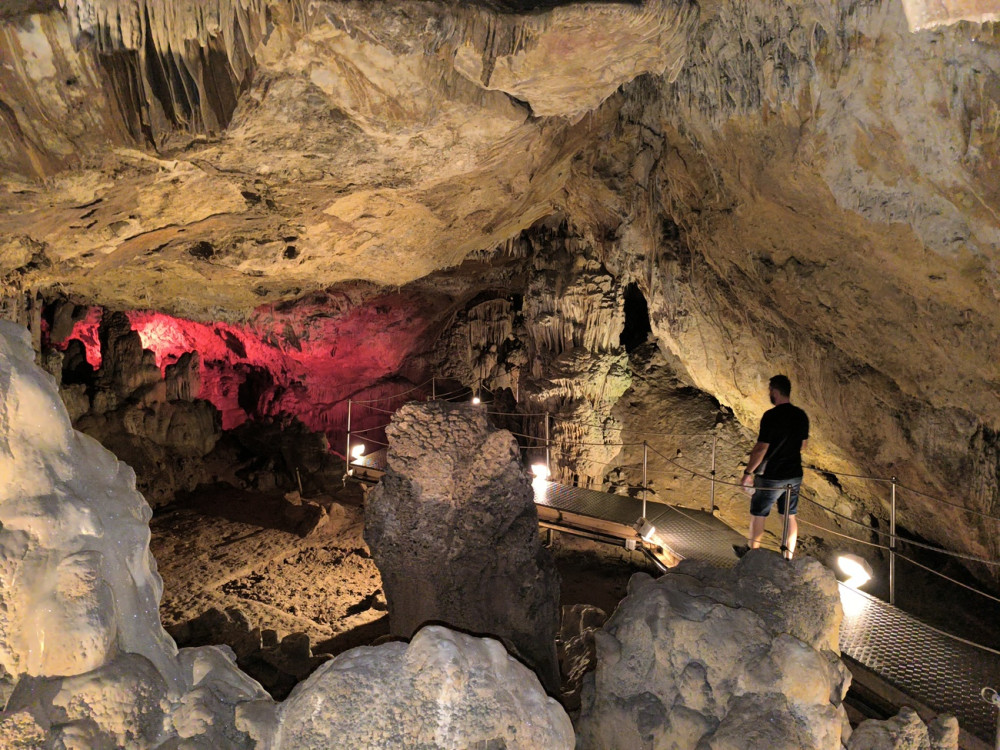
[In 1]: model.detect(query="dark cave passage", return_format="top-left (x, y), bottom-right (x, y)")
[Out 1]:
top-left (620, 282), bottom-right (652, 353)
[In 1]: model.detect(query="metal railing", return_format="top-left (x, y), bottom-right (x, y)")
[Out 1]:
top-left (340, 376), bottom-right (1000, 610)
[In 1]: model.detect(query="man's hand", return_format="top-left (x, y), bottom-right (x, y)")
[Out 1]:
top-left (740, 472), bottom-right (754, 490)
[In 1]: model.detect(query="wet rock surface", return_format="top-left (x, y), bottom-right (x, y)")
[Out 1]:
top-left (365, 400), bottom-right (562, 693)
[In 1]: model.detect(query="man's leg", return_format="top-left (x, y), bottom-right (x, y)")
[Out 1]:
top-left (779, 480), bottom-right (802, 559)
top-left (748, 515), bottom-right (766, 549)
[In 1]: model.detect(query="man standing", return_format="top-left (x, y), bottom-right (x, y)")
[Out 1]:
top-left (737, 375), bottom-right (809, 560)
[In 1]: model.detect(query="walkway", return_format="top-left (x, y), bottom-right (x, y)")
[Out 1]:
top-left (350, 450), bottom-right (1000, 745)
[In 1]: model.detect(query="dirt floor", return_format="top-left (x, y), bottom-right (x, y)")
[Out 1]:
top-left (150, 481), bottom-right (648, 699)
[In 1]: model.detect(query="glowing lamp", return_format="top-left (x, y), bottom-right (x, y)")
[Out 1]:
top-left (635, 518), bottom-right (656, 542)
top-left (531, 464), bottom-right (550, 480)
top-left (837, 553), bottom-right (873, 589)
top-left (471, 396), bottom-right (481, 405)
top-left (350, 444), bottom-right (366, 459)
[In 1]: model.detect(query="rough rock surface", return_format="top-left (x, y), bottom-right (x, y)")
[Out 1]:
top-left (848, 706), bottom-right (959, 750)
top-left (0, 319), bottom-right (180, 685)
top-left (1, 0), bottom-right (999, 603)
top-left (365, 400), bottom-right (562, 693)
top-left (53, 307), bottom-right (223, 506)
top-left (241, 625), bottom-right (575, 750)
top-left (575, 551), bottom-right (852, 749)
top-left (0, 321), bottom-right (573, 748)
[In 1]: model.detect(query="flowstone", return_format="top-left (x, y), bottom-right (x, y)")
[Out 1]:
top-left (364, 400), bottom-right (563, 693)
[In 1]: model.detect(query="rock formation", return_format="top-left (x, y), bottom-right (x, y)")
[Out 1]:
top-left (575, 551), bottom-right (854, 749)
top-left (240, 625), bottom-right (575, 750)
top-left (0, 320), bottom-right (573, 748)
top-left (847, 706), bottom-right (959, 750)
top-left (364, 400), bottom-right (563, 693)
top-left (51, 308), bottom-right (223, 506)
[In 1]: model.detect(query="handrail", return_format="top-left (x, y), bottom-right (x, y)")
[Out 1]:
top-left (343, 391), bottom-right (1000, 566)
top-left (343, 394), bottom-right (1000, 639)
top-left (348, 378), bottom-right (433, 404)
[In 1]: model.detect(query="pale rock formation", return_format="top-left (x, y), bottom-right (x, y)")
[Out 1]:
top-left (241, 625), bottom-right (575, 750)
top-left (0, 320), bottom-right (179, 685)
top-left (454, 0), bottom-right (697, 118)
top-left (575, 551), bottom-right (852, 749)
top-left (0, 321), bottom-right (574, 748)
top-left (364, 400), bottom-right (563, 693)
top-left (901, 0), bottom-right (1000, 31)
top-left (848, 706), bottom-right (959, 750)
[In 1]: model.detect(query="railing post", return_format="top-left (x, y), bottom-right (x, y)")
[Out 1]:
top-left (642, 440), bottom-right (648, 519)
top-left (781, 484), bottom-right (792, 558)
top-left (345, 399), bottom-right (353, 475)
top-left (890, 477), bottom-right (897, 606)
top-left (980, 688), bottom-right (1000, 750)
top-left (710, 435), bottom-right (718, 513)
top-left (431, 376), bottom-right (436, 400)
top-left (544, 412), bottom-right (551, 476)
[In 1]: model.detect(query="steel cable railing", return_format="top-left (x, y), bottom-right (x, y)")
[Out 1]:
top-left (341, 387), bottom-right (1000, 607)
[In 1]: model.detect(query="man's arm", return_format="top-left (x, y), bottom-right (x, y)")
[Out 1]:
top-left (740, 441), bottom-right (769, 488)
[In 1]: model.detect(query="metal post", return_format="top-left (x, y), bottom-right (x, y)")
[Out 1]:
top-left (642, 440), bottom-right (648, 519)
top-left (544, 412), bottom-right (551, 475)
top-left (780, 484), bottom-right (792, 558)
top-left (431, 376), bottom-right (436, 400)
top-left (345, 399), bottom-right (352, 475)
top-left (890, 477), bottom-right (897, 606)
top-left (980, 688), bottom-right (1000, 750)
top-left (710, 435), bottom-right (718, 513)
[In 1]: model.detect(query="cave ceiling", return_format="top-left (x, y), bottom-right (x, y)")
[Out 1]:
top-left (2, 1), bottom-right (1000, 566)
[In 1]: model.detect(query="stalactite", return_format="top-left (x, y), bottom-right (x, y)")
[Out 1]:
top-left (59, 0), bottom-right (267, 138)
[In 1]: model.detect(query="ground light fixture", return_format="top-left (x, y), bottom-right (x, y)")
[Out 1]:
top-left (837, 553), bottom-right (873, 589)
top-left (635, 517), bottom-right (656, 542)
top-left (350, 443), bottom-right (366, 459)
top-left (471, 396), bottom-right (481, 405)
top-left (531, 464), bottom-right (550, 480)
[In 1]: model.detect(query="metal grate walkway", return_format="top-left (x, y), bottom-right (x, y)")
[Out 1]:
top-left (531, 480), bottom-right (743, 569)
top-left (352, 453), bottom-right (1000, 744)
top-left (839, 586), bottom-right (998, 741)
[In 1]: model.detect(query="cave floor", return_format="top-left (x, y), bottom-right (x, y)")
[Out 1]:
top-left (149, 482), bottom-right (648, 697)
top-left (150, 479), bottom-right (1000, 708)
top-left (150, 483), bottom-right (386, 654)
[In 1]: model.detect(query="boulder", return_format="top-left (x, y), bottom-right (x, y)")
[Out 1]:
top-left (848, 707), bottom-right (959, 750)
top-left (576, 550), bottom-right (851, 749)
top-left (247, 625), bottom-right (574, 750)
top-left (364, 400), bottom-right (562, 692)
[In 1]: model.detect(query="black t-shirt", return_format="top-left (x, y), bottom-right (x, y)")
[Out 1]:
top-left (757, 403), bottom-right (809, 480)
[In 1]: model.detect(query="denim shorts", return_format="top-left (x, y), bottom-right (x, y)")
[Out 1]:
top-left (750, 477), bottom-right (802, 517)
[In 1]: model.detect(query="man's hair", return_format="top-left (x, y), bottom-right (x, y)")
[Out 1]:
top-left (769, 374), bottom-right (791, 397)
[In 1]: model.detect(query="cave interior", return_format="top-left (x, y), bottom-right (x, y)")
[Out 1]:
top-left (1, 0), bottom-right (1000, 746)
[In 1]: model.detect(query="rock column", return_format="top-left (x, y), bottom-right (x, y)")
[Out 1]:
top-left (364, 401), bottom-right (562, 693)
